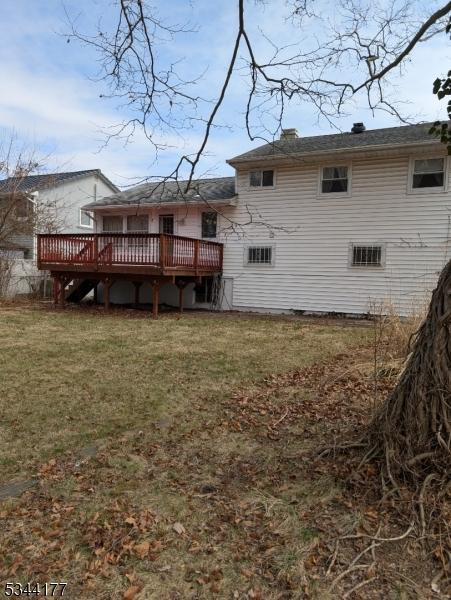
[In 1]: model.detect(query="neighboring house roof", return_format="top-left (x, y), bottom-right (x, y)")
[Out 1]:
top-left (0, 169), bottom-right (119, 194)
top-left (83, 176), bottom-right (236, 209)
top-left (228, 122), bottom-right (442, 164)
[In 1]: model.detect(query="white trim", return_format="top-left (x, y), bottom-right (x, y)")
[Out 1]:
top-left (348, 242), bottom-right (386, 269)
top-left (407, 155), bottom-right (448, 195)
top-left (243, 244), bottom-right (276, 267)
top-left (318, 163), bottom-right (352, 198)
top-left (79, 208), bottom-right (94, 229)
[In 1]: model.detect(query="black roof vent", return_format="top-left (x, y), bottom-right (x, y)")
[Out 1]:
top-left (351, 122), bottom-right (366, 134)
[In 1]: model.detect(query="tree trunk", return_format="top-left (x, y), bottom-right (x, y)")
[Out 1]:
top-left (369, 259), bottom-right (451, 479)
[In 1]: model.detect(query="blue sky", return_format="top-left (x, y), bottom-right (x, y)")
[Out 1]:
top-left (0, 0), bottom-right (448, 187)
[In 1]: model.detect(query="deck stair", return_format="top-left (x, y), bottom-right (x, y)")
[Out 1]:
top-left (65, 278), bottom-right (96, 303)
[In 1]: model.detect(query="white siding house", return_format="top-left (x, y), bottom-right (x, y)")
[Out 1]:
top-left (83, 122), bottom-right (451, 316)
top-left (0, 169), bottom-right (118, 295)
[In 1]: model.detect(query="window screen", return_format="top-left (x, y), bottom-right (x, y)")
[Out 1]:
top-left (102, 215), bottom-right (123, 232)
top-left (201, 212), bottom-right (217, 238)
top-left (321, 166), bottom-right (348, 193)
top-left (412, 158), bottom-right (444, 188)
top-left (352, 245), bottom-right (382, 267)
top-left (247, 246), bottom-right (273, 264)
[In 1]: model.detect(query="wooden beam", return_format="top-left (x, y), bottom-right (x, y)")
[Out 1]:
top-left (53, 276), bottom-right (60, 306)
top-left (177, 281), bottom-right (188, 314)
top-left (133, 281), bottom-right (142, 308)
top-left (151, 281), bottom-right (160, 319)
top-left (104, 278), bottom-right (112, 312)
top-left (59, 277), bottom-right (67, 308)
top-left (93, 281), bottom-right (98, 304)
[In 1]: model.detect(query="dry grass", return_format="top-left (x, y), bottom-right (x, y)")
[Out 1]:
top-left (0, 305), bottom-right (437, 599)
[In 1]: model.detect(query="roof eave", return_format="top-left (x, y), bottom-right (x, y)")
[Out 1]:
top-left (82, 196), bottom-right (238, 211)
top-left (227, 139), bottom-right (442, 166)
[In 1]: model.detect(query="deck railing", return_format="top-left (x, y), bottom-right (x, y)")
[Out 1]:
top-left (37, 233), bottom-right (223, 272)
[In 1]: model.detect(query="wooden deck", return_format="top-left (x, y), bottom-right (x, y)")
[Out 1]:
top-left (37, 233), bottom-right (223, 317)
top-left (37, 233), bottom-right (223, 276)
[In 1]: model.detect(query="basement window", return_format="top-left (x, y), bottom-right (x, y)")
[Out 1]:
top-left (249, 170), bottom-right (274, 187)
top-left (321, 166), bottom-right (349, 193)
top-left (350, 244), bottom-right (383, 268)
top-left (246, 246), bottom-right (273, 265)
top-left (412, 158), bottom-right (445, 189)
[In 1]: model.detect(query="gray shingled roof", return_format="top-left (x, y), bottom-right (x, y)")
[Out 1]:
top-left (83, 176), bottom-right (236, 209)
top-left (0, 169), bottom-right (119, 193)
top-left (228, 122), bottom-right (441, 163)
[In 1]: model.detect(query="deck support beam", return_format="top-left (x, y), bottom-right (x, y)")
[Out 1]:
top-left (133, 281), bottom-right (142, 308)
top-left (151, 279), bottom-right (160, 319)
top-left (59, 276), bottom-right (70, 308)
top-left (53, 276), bottom-right (60, 306)
top-left (176, 281), bottom-right (188, 314)
top-left (104, 278), bottom-right (113, 312)
top-left (93, 281), bottom-right (98, 305)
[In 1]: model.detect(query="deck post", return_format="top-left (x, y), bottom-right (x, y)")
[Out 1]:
top-left (151, 279), bottom-right (160, 319)
top-left (104, 278), bottom-right (112, 312)
top-left (133, 281), bottom-right (142, 308)
top-left (177, 281), bottom-right (187, 314)
top-left (53, 276), bottom-right (59, 306)
top-left (59, 276), bottom-right (68, 308)
top-left (93, 281), bottom-right (98, 305)
top-left (194, 239), bottom-right (199, 276)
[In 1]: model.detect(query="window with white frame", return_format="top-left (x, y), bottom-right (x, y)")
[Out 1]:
top-left (79, 209), bottom-right (93, 228)
top-left (321, 166), bottom-right (349, 193)
top-left (411, 158), bottom-right (445, 189)
top-left (127, 214), bottom-right (148, 232)
top-left (350, 244), bottom-right (383, 267)
top-left (102, 215), bottom-right (123, 232)
top-left (249, 169), bottom-right (274, 188)
top-left (246, 246), bottom-right (273, 265)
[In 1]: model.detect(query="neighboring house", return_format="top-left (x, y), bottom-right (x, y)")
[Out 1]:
top-left (0, 169), bottom-right (118, 295)
top-left (37, 123), bottom-right (451, 316)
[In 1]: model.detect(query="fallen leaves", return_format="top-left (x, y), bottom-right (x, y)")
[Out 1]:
top-left (123, 585), bottom-right (141, 599)
top-left (172, 522), bottom-right (186, 535)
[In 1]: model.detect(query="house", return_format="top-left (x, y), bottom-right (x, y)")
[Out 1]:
top-left (0, 169), bottom-right (118, 295)
top-left (36, 122), bottom-right (451, 316)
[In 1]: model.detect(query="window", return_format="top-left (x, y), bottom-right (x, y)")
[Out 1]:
top-left (102, 215), bottom-right (123, 232)
top-left (201, 212), bottom-right (217, 238)
top-left (127, 214), bottom-right (148, 232)
top-left (15, 197), bottom-right (32, 220)
top-left (159, 214), bottom-right (174, 234)
top-left (412, 158), bottom-right (445, 189)
top-left (321, 166), bottom-right (349, 193)
top-left (246, 246), bottom-right (273, 265)
top-left (80, 209), bottom-right (93, 228)
top-left (249, 170), bottom-right (274, 187)
top-left (351, 244), bottom-right (383, 267)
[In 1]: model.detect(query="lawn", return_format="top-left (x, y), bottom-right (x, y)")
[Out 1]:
top-left (0, 306), bottom-right (437, 599)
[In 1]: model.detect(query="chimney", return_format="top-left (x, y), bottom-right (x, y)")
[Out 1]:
top-left (280, 128), bottom-right (299, 140)
top-left (351, 122), bottom-right (366, 134)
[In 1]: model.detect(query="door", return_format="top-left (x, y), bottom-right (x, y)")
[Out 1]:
top-left (159, 214), bottom-right (174, 265)
top-left (159, 214), bottom-right (174, 234)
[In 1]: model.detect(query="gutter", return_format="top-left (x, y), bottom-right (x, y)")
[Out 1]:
top-left (81, 196), bottom-right (238, 211)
